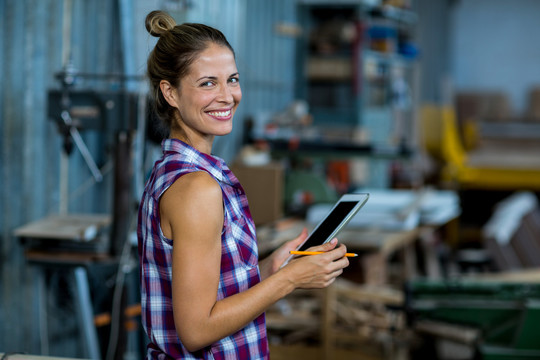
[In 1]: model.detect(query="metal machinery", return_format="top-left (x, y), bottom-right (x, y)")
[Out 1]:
top-left (406, 278), bottom-right (540, 360)
top-left (47, 65), bottom-right (145, 254)
top-left (420, 105), bottom-right (540, 191)
top-left (15, 65), bottom-right (146, 359)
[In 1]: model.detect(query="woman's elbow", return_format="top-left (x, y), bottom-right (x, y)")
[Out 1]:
top-left (177, 328), bottom-right (211, 352)
top-left (182, 340), bottom-right (205, 353)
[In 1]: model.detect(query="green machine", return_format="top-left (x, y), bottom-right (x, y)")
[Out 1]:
top-left (406, 278), bottom-right (540, 360)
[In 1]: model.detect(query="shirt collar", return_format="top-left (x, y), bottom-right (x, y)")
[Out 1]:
top-left (162, 138), bottom-right (234, 186)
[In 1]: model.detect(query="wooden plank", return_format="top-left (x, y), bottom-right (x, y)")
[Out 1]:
top-left (257, 219), bottom-right (420, 260)
top-left (463, 269), bottom-right (540, 284)
top-left (24, 250), bottom-right (113, 266)
top-left (414, 320), bottom-right (479, 345)
top-left (0, 354), bottom-right (84, 360)
top-left (268, 345), bottom-right (382, 360)
top-left (334, 280), bottom-right (404, 305)
top-left (337, 228), bottom-right (420, 255)
top-left (322, 284), bottom-right (337, 360)
top-left (14, 214), bottom-right (111, 241)
top-left (361, 252), bottom-right (387, 285)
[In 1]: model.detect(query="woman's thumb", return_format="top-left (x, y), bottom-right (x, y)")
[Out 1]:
top-left (322, 238), bottom-right (338, 250)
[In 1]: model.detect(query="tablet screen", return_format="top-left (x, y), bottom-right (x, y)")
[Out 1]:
top-left (298, 201), bottom-right (359, 251)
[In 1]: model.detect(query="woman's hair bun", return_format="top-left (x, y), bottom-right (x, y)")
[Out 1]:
top-left (145, 10), bottom-right (176, 37)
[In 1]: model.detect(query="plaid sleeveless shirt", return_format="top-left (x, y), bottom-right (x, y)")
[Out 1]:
top-left (137, 139), bottom-right (269, 359)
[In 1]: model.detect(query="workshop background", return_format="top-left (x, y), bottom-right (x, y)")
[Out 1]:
top-left (2, 0), bottom-right (540, 359)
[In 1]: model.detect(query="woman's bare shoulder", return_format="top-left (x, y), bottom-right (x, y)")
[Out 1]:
top-left (174, 171), bottom-right (220, 193)
top-left (162, 171), bottom-right (221, 212)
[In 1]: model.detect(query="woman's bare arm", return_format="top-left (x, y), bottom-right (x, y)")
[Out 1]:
top-left (160, 171), bottom-right (349, 351)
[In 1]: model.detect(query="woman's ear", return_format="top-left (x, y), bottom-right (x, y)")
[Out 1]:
top-left (159, 80), bottom-right (180, 109)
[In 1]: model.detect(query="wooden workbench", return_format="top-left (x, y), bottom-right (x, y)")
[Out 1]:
top-left (257, 218), bottom-right (421, 285)
top-left (14, 214), bottom-right (111, 241)
top-left (0, 354), bottom-right (86, 360)
top-left (14, 214), bottom-right (114, 360)
top-left (260, 211), bottom-right (454, 359)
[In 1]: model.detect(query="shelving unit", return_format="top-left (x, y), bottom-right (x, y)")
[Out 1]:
top-left (294, 1), bottom-right (419, 188)
top-left (296, 5), bottom-right (361, 127)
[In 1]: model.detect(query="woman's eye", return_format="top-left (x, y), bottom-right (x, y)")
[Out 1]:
top-left (201, 81), bottom-right (214, 87)
top-left (229, 77), bottom-right (240, 84)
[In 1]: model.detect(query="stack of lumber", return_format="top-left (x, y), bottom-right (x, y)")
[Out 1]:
top-left (266, 279), bottom-right (411, 360)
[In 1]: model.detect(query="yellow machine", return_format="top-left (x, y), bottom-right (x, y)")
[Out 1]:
top-left (420, 105), bottom-right (540, 190)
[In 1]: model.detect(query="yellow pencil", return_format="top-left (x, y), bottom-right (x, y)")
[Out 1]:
top-left (290, 251), bottom-right (358, 257)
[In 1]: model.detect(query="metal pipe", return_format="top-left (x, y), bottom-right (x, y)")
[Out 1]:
top-left (61, 110), bottom-right (103, 182)
top-left (59, 0), bottom-right (73, 214)
top-left (61, 0), bottom-right (72, 68)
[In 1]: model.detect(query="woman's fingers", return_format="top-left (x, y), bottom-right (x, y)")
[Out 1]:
top-left (284, 240), bottom-right (351, 289)
top-left (297, 243), bottom-right (350, 265)
top-left (306, 238), bottom-right (339, 252)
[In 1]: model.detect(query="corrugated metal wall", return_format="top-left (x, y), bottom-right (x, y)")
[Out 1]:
top-left (415, 0), bottom-right (450, 104)
top-left (0, 0), bottom-right (130, 354)
top-left (0, 0), bottom-right (299, 355)
top-left (185, 0), bottom-right (298, 161)
top-left (243, 0), bottom-right (299, 136)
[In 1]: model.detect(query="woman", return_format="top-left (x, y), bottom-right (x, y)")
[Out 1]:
top-left (138, 10), bottom-right (350, 359)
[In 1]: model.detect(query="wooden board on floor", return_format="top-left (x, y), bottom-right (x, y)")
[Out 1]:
top-left (269, 344), bottom-right (384, 360)
top-left (0, 354), bottom-right (85, 360)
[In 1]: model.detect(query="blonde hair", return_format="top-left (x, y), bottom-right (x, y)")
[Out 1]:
top-left (145, 10), bottom-right (235, 131)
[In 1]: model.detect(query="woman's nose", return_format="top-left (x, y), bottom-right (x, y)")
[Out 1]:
top-left (217, 84), bottom-right (234, 102)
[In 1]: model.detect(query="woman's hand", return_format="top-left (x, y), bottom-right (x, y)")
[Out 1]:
top-left (259, 228), bottom-right (309, 280)
top-left (282, 239), bottom-right (350, 289)
top-left (260, 228), bottom-right (350, 288)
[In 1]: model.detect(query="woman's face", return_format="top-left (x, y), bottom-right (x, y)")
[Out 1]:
top-left (170, 42), bottom-right (241, 150)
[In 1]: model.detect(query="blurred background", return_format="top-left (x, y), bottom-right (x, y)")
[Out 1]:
top-left (2, 0), bottom-right (540, 359)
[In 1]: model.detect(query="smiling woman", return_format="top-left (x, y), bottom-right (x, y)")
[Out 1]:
top-left (138, 10), bottom-right (351, 360)
top-left (159, 42), bottom-right (242, 152)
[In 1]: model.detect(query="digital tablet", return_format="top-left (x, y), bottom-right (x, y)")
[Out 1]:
top-left (282, 193), bottom-right (369, 266)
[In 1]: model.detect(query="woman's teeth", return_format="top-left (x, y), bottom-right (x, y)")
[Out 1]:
top-left (208, 110), bottom-right (231, 117)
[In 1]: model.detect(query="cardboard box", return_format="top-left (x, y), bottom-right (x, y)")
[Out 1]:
top-left (230, 163), bottom-right (284, 226)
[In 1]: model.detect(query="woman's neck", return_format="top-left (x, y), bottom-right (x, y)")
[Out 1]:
top-left (169, 130), bottom-right (214, 155)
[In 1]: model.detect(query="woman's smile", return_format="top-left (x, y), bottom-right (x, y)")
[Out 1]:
top-left (207, 108), bottom-right (233, 120)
